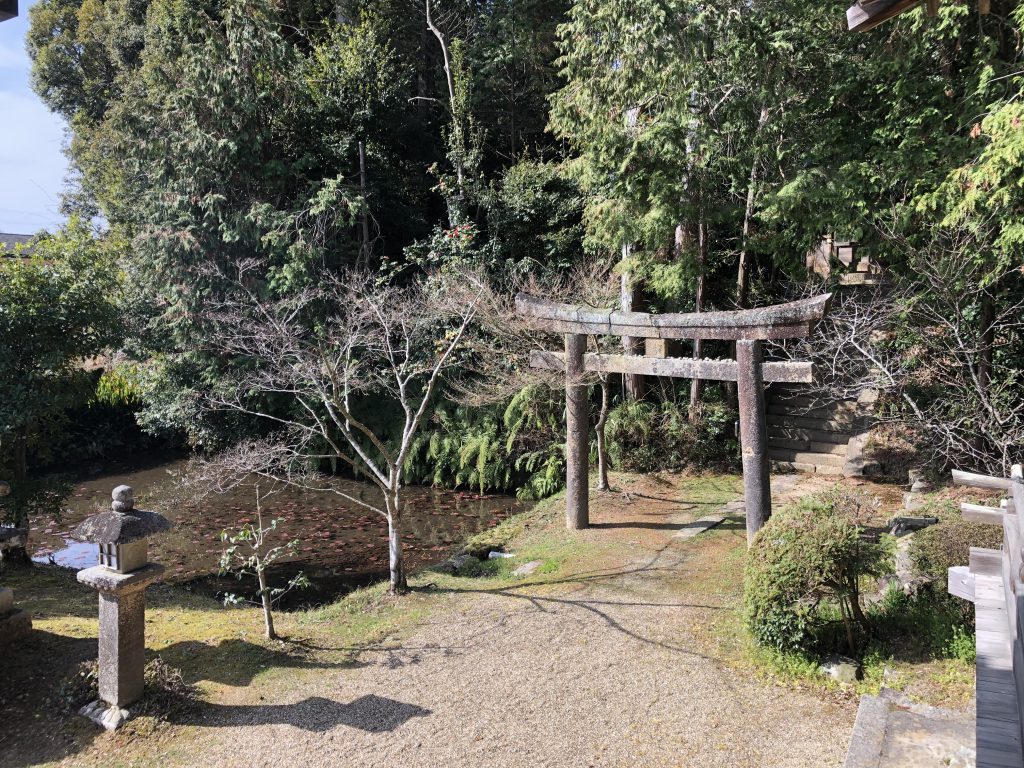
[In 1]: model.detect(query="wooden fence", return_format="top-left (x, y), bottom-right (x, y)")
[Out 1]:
top-left (948, 465), bottom-right (1024, 767)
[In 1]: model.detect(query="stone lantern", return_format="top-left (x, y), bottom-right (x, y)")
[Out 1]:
top-left (75, 485), bottom-right (171, 730)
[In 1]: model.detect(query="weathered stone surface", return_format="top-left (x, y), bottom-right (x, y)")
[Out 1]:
top-left (890, 516), bottom-right (938, 534)
top-left (0, 587), bottom-right (12, 613)
top-left (80, 700), bottom-right (132, 731)
top-left (819, 655), bottom-right (860, 684)
top-left (843, 689), bottom-right (975, 768)
top-left (75, 484), bottom-right (171, 546)
top-left (74, 508), bottom-right (171, 545)
top-left (77, 563), bottom-right (165, 594)
top-left (0, 608), bottom-right (33, 646)
top-left (673, 515), bottom-right (727, 539)
top-left (111, 484), bottom-right (134, 513)
top-left (512, 560), bottom-right (543, 577)
top-left (97, 587), bottom-right (147, 707)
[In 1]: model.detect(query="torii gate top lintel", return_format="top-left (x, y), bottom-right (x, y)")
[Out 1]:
top-left (515, 292), bottom-right (832, 544)
top-left (514, 292), bottom-right (832, 341)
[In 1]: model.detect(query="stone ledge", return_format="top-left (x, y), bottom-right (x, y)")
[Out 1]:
top-left (77, 563), bottom-right (166, 594)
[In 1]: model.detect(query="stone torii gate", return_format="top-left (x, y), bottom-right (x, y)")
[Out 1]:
top-left (515, 292), bottom-right (832, 544)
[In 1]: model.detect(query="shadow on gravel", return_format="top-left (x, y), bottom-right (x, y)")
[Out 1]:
top-left (418, 547), bottom-right (728, 662)
top-left (156, 638), bottom-right (366, 687)
top-left (590, 521), bottom-right (694, 531)
top-left (174, 693), bottom-right (431, 733)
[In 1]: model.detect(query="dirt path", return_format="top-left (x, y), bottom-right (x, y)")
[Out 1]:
top-left (185, 472), bottom-right (855, 768)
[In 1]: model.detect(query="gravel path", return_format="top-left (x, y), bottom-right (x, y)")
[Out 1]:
top-left (190, 473), bottom-right (854, 768)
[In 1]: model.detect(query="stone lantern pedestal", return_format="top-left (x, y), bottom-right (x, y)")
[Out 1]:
top-left (0, 585), bottom-right (32, 645)
top-left (75, 485), bottom-right (171, 731)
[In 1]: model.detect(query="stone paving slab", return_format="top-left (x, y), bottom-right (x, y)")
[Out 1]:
top-left (844, 689), bottom-right (977, 768)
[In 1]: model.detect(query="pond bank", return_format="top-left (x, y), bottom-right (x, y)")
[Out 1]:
top-left (27, 457), bottom-right (522, 607)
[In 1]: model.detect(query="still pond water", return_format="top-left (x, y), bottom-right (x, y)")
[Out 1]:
top-left (31, 458), bottom-right (522, 605)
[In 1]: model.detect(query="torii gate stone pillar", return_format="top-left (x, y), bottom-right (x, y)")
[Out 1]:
top-left (517, 292), bottom-right (831, 545)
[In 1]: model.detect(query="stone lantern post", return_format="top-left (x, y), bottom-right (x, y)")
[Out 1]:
top-left (0, 480), bottom-right (33, 646)
top-left (75, 485), bottom-right (171, 730)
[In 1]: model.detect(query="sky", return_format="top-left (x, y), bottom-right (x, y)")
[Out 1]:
top-left (0, 0), bottom-right (69, 235)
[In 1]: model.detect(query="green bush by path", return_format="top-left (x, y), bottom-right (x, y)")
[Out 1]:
top-left (744, 487), bottom-right (891, 655)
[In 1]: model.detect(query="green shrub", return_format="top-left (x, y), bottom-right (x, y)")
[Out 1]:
top-left (744, 488), bottom-right (890, 654)
top-left (605, 399), bottom-right (738, 473)
top-left (910, 519), bottom-right (1003, 581)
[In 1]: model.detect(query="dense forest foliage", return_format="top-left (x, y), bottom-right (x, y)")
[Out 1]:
top-left (4, 0), bottom-right (1023, 515)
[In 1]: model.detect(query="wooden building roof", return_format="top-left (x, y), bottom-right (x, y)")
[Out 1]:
top-left (847, 0), bottom-right (990, 31)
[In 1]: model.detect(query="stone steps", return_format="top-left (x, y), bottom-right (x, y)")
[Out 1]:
top-left (767, 401), bottom-right (860, 420)
top-left (768, 447), bottom-right (847, 468)
top-left (767, 412), bottom-right (859, 434)
top-left (767, 424), bottom-right (850, 445)
top-left (767, 436), bottom-right (849, 456)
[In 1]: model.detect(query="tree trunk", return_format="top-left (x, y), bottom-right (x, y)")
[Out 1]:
top-left (737, 107), bottom-right (769, 310)
top-left (687, 219), bottom-right (707, 423)
top-left (257, 567), bottom-right (277, 640)
top-left (596, 377), bottom-right (610, 491)
top-left (978, 290), bottom-right (995, 396)
top-left (620, 243), bottom-right (645, 401)
top-left (975, 290), bottom-right (996, 457)
top-left (358, 140), bottom-right (370, 268)
top-left (425, 0), bottom-right (464, 210)
top-left (386, 502), bottom-right (407, 594)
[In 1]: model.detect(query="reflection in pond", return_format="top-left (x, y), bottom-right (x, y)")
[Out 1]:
top-left (30, 459), bottom-right (522, 605)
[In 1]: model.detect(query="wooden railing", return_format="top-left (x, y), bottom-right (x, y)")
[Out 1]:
top-left (949, 464), bottom-right (1024, 767)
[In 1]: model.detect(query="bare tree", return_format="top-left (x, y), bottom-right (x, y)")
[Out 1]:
top-left (774, 234), bottom-right (1024, 475)
top-left (452, 263), bottom-right (620, 492)
top-left (180, 441), bottom-right (312, 639)
top-left (202, 266), bottom-right (483, 595)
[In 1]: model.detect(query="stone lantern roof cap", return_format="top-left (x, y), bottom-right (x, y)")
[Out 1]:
top-left (73, 485), bottom-right (171, 544)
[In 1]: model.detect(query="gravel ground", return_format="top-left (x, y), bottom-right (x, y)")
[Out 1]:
top-left (189, 474), bottom-right (855, 768)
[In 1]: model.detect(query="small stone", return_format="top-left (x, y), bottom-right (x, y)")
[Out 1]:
top-left (902, 492), bottom-right (925, 512)
top-left (512, 560), bottom-right (543, 577)
top-left (451, 553), bottom-right (477, 570)
top-left (819, 655), bottom-right (860, 684)
top-left (80, 700), bottom-right (132, 731)
top-left (910, 479), bottom-right (930, 494)
top-left (487, 550), bottom-right (515, 560)
top-left (0, 587), bottom-right (12, 614)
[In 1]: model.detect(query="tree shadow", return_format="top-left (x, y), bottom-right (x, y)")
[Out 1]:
top-left (416, 544), bottom-right (730, 662)
top-left (0, 629), bottom-right (101, 768)
top-left (171, 693), bottom-right (430, 733)
top-left (590, 520), bottom-right (695, 531)
top-left (155, 638), bottom-right (366, 687)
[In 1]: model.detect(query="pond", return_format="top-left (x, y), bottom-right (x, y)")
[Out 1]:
top-left (29, 458), bottom-right (523, 606)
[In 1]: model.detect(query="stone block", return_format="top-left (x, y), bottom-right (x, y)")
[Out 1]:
top-left (0, 608), bottom-right (33, 646)
top-left (512, 560), bottom-right (543, 577)
top-left (80, 700), bottom-right (131, 731)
